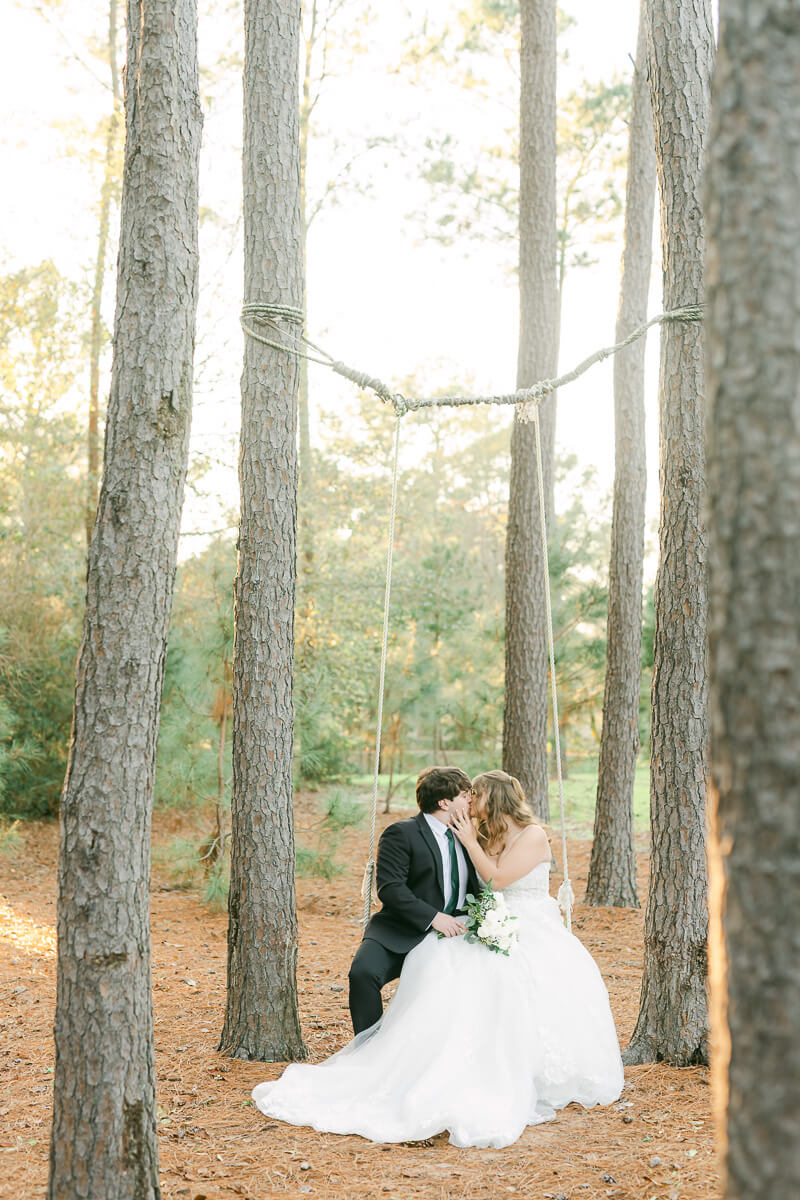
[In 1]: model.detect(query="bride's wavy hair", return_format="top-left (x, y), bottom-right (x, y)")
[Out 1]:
top-left (471, 770), bottom-right (543, 852)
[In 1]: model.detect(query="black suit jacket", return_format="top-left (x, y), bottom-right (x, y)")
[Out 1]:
top-left (362, 812), bottom-right (482, 954)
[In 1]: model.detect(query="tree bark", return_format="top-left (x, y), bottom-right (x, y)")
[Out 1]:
top-left (706, 3), bottom-right (800, 1194)
top-left (86, 0), bottom-right (121, 546)
top-left (220, 0), bottom-right (307, 1063)
top-left (297, 1), bottom-right (315, 570)
top-left (624, 0), bottom-right (714, 1066)
top-left (48, 0), bottom-right (201, 1194)
top-left (586, 4), bottom-right (655, 909)
top-left (503, 0), bottom-right (558, 821)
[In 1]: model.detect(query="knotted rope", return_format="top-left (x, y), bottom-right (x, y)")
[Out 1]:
top-left (242, 298), bottom-right (703, 930)
top-left (240, 301), bottom-right (703, 419)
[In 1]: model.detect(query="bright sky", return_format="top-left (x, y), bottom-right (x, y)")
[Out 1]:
top-left (1, 0), bottom-right (661, 570)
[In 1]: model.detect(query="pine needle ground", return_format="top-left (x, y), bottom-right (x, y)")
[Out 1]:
top-left (0, 793), bottom-right (720, 1200)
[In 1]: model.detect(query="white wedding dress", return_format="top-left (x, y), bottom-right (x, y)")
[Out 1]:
top-left (252, 863), bottom-right (624, 1148)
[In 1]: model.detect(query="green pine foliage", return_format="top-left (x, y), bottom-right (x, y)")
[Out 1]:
top-left (152, 397), bottom-right (615, 796)
top-left (203, 861), bottom-right (230, 911)
top-left (292, 401), bottom-right (612, 780)
top-left (0, 816), bottom-right (24, 857)
top-left (548, 456), bottom-right (611, 768)
top-left (156, 537), bottom-right (234, 809)
top-left (323, 790), bottom-right (366, 830)
top-left (0, 274), bottom-right (647, 821)
top-left (152, 836), bottom-right (204, 890)
top-left (0, 263), bottom-right (87, 817)
top-left (295, 845), bottom-right (346, 882)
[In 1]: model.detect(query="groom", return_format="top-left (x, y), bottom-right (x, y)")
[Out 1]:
top-left (348, 765), bottom-right (481, 1034)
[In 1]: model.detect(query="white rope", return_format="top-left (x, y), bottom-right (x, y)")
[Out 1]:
top-left (240, 303), bottom-right (703, 417)
top-left (361, 414), bottom-right (403, 931)
top-left (241, 295), bottom-right (672, 930)
top-left (532, 406), bottom-right (573, 932)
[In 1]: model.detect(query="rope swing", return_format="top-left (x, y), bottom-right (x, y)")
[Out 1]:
top-left (240, 301), bottom-right (703, 417)
top-left (242, 300), bottom-right (704, 931)
top-left (360, 414), bottom-right (402, 931)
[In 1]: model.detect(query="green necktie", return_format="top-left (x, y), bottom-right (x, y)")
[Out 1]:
top-left (444, 828), bottom-right (461, 914)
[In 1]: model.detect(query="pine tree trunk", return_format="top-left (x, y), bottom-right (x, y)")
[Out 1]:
top-left (503, 0), bottom-right (558, 821)
top-left (624, 0), bottom-right (714, 1066)
top-left (86, 0), bottom-right (121, 545)
top-left (220, 0), bottom-right (307, 1063)
top-left (706, 3), bottom-right (800, 1193)
top-left (586, 5), bottom-right (655, 909)
top-left (48, 1), bottom-right (201, 1194)
top-left (297, 4), bottom-right (314, 570)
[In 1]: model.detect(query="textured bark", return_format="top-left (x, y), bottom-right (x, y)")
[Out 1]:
top-left (48, 1), bottom-right (201, 1195)
top-left (297, 4), bottom-right (314, 570)
top-left (586, 6), bottom-right (655, 909)
top-left (220, 0), bottom-right (307, 1063)
top-left (624, 0), bottom-right (714, 1066)
top-left (706, 3), bottom-right (800, 1194)
top-left (86, 0), bottom-right (121, 545)
top-left (503, 0), bottom-right (558, 821)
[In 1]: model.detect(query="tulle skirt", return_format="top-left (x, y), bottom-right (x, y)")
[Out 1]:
top-left (252, 893), bottom-right (624, 1148)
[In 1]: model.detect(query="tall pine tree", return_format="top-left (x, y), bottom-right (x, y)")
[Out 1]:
top-left (503, 0), bottom-right (558, 820)
top-left (48, 0), bottom-right (202, 1193)
top-left (586, 2), bottom-right (655, 909)
top-left (706, 0), bottom-right (800, 1193)
top-left (625, 0), bottom-right (714, 1066)
top-left (220, 0), bottom-right (307, 1062)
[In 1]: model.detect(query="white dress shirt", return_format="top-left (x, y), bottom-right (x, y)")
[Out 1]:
top-left (423, 812), bottom-right (469, 912)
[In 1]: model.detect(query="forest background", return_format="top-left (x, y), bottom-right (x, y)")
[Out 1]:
top-left (0, 0), bottom-right (656, 848)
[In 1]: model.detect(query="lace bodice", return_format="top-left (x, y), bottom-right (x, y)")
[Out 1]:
top-left (480, 860), bottom-right (552, 899)
top-left (504, 860), bottom-right (552, 897)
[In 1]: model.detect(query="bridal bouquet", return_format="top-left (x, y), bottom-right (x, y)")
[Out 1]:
top-left (463, 882), bottom-right (518, 956)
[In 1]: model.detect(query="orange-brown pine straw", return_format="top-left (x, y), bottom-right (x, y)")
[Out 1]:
top-left (0, 795), bottom-right (721, 1200)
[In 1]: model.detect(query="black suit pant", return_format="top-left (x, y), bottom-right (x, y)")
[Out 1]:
top-left (348, 937), bottom-right (408, 1035)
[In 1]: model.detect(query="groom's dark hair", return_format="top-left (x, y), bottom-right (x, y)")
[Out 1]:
top-left (416, 766), bottom-right (471, 814)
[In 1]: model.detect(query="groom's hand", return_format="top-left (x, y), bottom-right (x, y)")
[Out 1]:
top-left (431, 912), bottom-right (466, 937)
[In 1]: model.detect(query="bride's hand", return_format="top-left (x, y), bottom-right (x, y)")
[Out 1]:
top-left (450, 808), bottom-right (478, 848)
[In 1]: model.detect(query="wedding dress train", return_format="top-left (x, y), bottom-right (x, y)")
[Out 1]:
top-left (252, 863), bottom-right (624, 1148)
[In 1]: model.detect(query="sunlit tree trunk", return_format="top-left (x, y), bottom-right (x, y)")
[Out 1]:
top-left (586, 4), bottom-right (655, 909)
top-left (86, 0), bottom-right (121, 545)
top-left (503, 0), bottom-right (558, 821)
top-left (297, 0), bottom-right (315, 570)
top-left (48, 0), bottom-right (201, 1194)
top-left (706, 1), bottom-right (800, 1193)
top-left (220, 0), bottom-right (307, 1063)
top-left (625, 0), bottom-right (714, 1066)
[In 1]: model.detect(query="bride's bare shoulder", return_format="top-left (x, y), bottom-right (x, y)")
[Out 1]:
top-left (512, 823), bottom-right (550, 862)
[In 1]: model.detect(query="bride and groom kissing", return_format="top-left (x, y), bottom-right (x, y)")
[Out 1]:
top-left (253, 764), bottom-right (624, 1148)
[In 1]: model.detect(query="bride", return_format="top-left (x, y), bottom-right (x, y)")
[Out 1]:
top-left (251, 770), bottom-right (624, 1148)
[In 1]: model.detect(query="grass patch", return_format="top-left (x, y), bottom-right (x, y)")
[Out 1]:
top-left (0, 817), bottom-right (23, 857)
top-left (322, 790), bottom-right (366, 831)
top-left (296, 845), bottom-right (345, 881)
top-left (548, 760), bottom-right (650, 835)
top-left (152, 791), bottom-right (361, 909)
top-left (152, 836), bottom-right (202, 889)
top-left (346, 758), bottom-right (651, 835)
top-left (204, 861), bottom-right (230, 911)
top-left (294, 792), bottom-right (364, 880)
